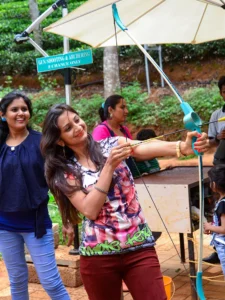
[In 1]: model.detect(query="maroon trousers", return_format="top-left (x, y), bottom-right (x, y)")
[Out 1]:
top-left (80, 247), bottom-right (167, 300)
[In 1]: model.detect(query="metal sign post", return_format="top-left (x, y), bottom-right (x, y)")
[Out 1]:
top-left (62, 1), bottom-right (71, 105)
top-left (144, 44), bottom-right (165, 95)
top-left (14, 0), bottom-right (73, 105)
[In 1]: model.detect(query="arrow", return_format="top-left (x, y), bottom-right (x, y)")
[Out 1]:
top-left (131, 116), bottom-right (225, 148)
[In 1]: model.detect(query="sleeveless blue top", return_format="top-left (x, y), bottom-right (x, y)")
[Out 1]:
top-left (0, 129), bottom-right (51, 237)
top-left (211, 198), bottom-right (225, 246)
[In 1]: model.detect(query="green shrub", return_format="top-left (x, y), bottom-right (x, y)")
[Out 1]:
top-left (30, 92), bottom-right (65, 128)
top-left (28, 82), bottom-right (223, 135)
top-left (73, 94), bottom-right (104, 131)
top-left (48, 192), bottom-right (82, 246)
top-left (179, 154), bottom-right (197, 160)
top-left (152, 84), bottom-right (223, 133)
top-left (184, 85), bottom-right (223, 122)
top-left (122, 82), bottom-right (158, 126)
top-left (163, 40), bottom-right (225, 62)
top-left (0, 51), bottom-right (39, 75)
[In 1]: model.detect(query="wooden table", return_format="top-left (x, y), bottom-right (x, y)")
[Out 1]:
top-left (135, 166), bottom-right (211, 300)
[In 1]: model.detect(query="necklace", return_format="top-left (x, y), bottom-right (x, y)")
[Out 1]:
top-left (7, 130), bottom-right (29, 152)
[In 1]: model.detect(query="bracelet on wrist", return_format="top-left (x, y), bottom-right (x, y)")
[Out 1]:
top-left (94, 186), bottom-right (108, 195)
top-left (176, 141), bottom-right (186, 158)
top-left (176, 141), bottom-right (182, 158)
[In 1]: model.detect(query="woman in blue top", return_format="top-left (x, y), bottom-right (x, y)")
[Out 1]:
top-left (0, 91), bottom-right (70, 300)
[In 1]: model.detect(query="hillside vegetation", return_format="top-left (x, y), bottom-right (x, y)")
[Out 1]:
top-left (2, 0), bottom-right (225, 78)
top-left (0, 82), bottom-right (219, 137)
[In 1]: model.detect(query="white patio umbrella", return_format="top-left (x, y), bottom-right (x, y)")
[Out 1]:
top-left (44, 0), bottom-right (225, 47)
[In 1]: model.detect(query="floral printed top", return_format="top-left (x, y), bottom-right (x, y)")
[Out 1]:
top-left (73, 137), bottom-right (155, 256)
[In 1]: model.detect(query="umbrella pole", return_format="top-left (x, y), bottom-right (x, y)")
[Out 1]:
top-left (62, 1), bottom-right (72, 105)
top-left (144, 44), bottom-right (151, 94)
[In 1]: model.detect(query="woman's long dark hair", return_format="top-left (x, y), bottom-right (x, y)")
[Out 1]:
top-left (99, 94), bottom-right (123, 122)
top-left (0, 91), bottom-right (32, 144)
top-left (41, 103), bottom-right (105, 225)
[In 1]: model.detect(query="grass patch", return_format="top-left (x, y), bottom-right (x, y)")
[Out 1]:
top-left (179, 154), bottom-right (197, 160)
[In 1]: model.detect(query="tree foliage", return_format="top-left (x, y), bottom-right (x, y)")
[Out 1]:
top-left (0, 0), bottom-right (92, 75)
top-left (25, 82), bottom-right (222, 138)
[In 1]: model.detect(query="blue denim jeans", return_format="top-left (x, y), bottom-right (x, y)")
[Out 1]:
top-left (0, 229), bottom-right (70, 300)
top-left (213, 239), bottom-right (225, 276)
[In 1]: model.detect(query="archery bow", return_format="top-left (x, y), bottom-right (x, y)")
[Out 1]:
top-left (131, 116), bottom-right (225, 147)
top-left (112, 4), bottom-right (206, 299)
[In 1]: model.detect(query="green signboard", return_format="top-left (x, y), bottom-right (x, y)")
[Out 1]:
top-left (36, 49), bottom-right (93, 73)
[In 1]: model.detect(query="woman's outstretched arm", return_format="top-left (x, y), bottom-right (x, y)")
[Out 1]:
top-left (118, 131), bottom-right (209, 160)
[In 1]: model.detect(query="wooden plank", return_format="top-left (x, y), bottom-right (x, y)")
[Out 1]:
top-left (25, 245), bottom-right (80, 269)
top-left (136, 184), bottom-right (191, 233)
top-left (134, 166), bottom-right (210, 187)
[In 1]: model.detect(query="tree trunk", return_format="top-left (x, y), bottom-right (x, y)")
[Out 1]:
top-left (28, 0), bottom-right (42, 48)
top-left (103, 46), bottom-right (121, 99)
